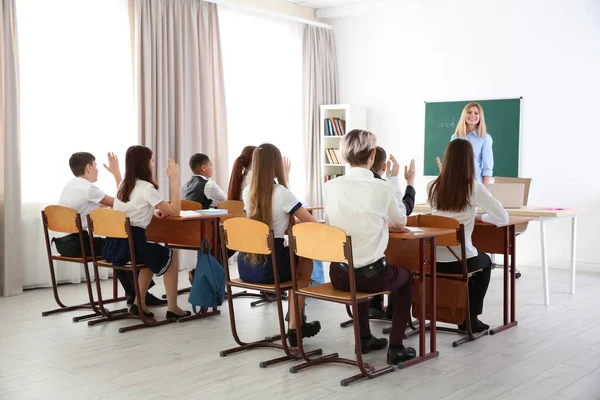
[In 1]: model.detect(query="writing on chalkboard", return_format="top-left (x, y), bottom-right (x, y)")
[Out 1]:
top-left (437, 117), bottom-right (457, 129)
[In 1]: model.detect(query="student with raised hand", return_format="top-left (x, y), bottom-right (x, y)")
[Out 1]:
top-left (102, 145), bottom-right (190, 320)
top-left (181, 153), bottom-right (227, 208)
top-left (238, 143), bottom-right (320, 347)
top-left (428, 139), bottom-right (508, 332)
top-left (227, 145), bottom-right (256, 201)
top-left (56, 151), bottom-right (165, 307)
top-left (451, 102), bottom-right (494, 184)
top-left (368, 146), bottom-right (416, 317)
top-left (323, 129), bottom-right (416, 365)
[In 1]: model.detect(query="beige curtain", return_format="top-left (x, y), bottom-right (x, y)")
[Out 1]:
top-left (135, 0), bottom-right (229, 194)
top-left (303, 26), bottom-right (338, 208)
top-left (0, 0), bottom-right (22, 296)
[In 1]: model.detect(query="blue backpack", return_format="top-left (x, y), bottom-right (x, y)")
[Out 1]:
top-left (188, 239), bottom-right (225, 313)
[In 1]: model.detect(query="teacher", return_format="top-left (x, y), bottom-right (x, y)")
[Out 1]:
top-left (451, 102), bottom-right (493, 184)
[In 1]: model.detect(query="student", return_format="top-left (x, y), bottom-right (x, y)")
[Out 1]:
top-left (323, 129), bottom-right (416, 365)
top-left (227, 145), bottom-right (256, 201)
top-left (428, 139), bottom-right (508, 332)
top-left (181, 153), bottom-right (227, 209)
top-left (102, 145), bottom-right (189, 319)
top-left (56, 152), bottom-right (165, 307)
top-left (369, 146), bottom-right (416, 317)
top-left (238, 143), bottom-right (320, 347)
top-left (450, 102), bottom-right (493, 184)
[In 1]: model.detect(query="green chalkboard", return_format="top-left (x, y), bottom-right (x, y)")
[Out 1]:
top-left (424, 98), bottom-right (521, 177)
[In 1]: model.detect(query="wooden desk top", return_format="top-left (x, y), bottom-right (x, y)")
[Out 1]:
top-left (161, 214), bottom-right (230, 222)
top-left (476, 216), bottom-right (532, 228)
top-left (389, 227), bottom-right (456, 240)
top-left (413, 204), bottom-right (583, 218)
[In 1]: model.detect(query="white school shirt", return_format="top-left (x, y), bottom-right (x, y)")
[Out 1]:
top-left (242, 183), bottom-right (302, 238)
top-left (58, 177), bottom-right (106, 230)
top-left (431, 180), bottom-right (509, 262)
top-left (196, 174), bottom-right (227, 206)
top-left (323, 167), bottom-right (407, 268)
top-left (112, 180), bottom-right (163, 229)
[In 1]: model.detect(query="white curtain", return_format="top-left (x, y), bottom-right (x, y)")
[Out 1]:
top-left (17, 0), bottom-right (136, 288)
top-left (218, 5), bottom-right (306, 201)
top-left (303, 26), bottom-right (338, 208)
top-left (1, 0), bottom-right (23, 296)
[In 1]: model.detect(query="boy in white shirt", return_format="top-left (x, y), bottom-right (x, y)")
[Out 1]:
top-left (56, 152), bottom-right (165, 307)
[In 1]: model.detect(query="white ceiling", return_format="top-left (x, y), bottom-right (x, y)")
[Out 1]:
top-left (284, 0), bottom-right (377, 10)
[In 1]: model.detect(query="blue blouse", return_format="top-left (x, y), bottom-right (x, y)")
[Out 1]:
top-left (451, 131), bottom-right (494, 182)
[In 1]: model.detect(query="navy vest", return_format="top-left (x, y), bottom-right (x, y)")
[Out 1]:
top-left (181, 176), bottom-right (213, 209)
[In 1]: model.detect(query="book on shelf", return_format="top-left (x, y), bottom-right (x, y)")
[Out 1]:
top-left (325, 148), bottom-right (342, 164)
top-left (323, 117), bottom-right (346, 136)
top-left (324, 174), bottom-right (343, 182)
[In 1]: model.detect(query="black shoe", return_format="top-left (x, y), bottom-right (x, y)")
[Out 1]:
top-left (166, 310), bottom-right (192, 320)
top-left (458, 319), bottom-right (488, 333)
top-left (357, 335), bottom-right (388, 354)
top-left (476, 318), bottom-right (490, 330)
top-left (369, 308), bottom-right (387, 318)
top-left (386, 345), bottom-right (417, 365)
top-left (188, 270), bottom-right (195, 285)
top-left (146, 293), bottom-right (167, 307)
top-left (126, 296), bottom-right (135, 306)
top-left (130, 304), bottom-right (154, 318)
top-left (287, 320), bottom-right (321, 347)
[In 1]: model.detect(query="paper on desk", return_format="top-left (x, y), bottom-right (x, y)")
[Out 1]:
top-left (180, 210), bottom-right (200, 218)
top-left (406, 227), bottom-right (424, 233)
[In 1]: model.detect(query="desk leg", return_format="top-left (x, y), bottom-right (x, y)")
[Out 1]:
top-left (398, 237), bottom-right (439, 368)
top-left (570, 216), bottom-right (577, 295)
top-left (429, 237), bottom-right (437, 356)
top-left (540, 218), bottom-right (550, 306)
top-left (490, 225), bottom-right (518, 335)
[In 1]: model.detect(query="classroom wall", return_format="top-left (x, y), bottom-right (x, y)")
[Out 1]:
top-left (325, 0), bottom-right (600, 271)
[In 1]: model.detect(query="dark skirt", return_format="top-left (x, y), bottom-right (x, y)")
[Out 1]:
top-left (237, 238), bottom-right (294, 284)
top-left (102, 226), bottom-right (172, 277)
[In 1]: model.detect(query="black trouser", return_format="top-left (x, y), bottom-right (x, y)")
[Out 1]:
top-left (437, 252), bottom-right (492, 317)
top-left (53, 232), bottom-right (154, 299)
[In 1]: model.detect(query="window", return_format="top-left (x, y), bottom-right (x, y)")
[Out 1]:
top-left (219, 6), bottom-right (306, 201)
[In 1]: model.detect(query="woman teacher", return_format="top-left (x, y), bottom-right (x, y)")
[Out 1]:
top-left (450, 102), bottom-right (494, 184)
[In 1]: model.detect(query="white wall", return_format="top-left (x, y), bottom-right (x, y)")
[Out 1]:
top-left (326, 0), bottom-right (600, 271)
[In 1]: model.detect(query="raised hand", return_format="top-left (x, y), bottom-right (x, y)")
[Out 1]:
top-left (404, 159), bottom-right (416, 186)
top-left (167, 159), bottom-right (179, 182)
top-left (103, 152), bottom-right (120, 176)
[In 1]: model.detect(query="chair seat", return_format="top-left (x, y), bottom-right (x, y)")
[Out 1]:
top-left (166, 244), bottom-right (199, 250)
top-left (51, 254), bottom-right (101, 262)
top-left (230, 278), bottom-right (293, 291)
top-left (298, 283), bottom-right (388, 302)
top-left (95, 260), bottom-right (146, 270)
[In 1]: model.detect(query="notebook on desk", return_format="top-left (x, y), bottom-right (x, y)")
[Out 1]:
top-left (485, 183), bottom-right (525, 209)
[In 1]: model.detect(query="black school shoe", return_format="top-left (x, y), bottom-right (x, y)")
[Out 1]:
top-left (357, 335), bottom-right (389, 354)
top-left (287, 321), bottom-right (321, 347)
top-left (386, 345), bottom-right (417, 365)
top-left (129, 304), bottom-right (154, 318)
top-left (126, 293), bottom-right (167, 307)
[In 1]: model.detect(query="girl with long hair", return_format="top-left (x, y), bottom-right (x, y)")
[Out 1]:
top-left (237, 143), bottom-right (320, 347)
top-left (428, 139), bottom-right (508, 332)
top-left (102, 145), bottom-right (189, 320)
top-left (227, 145), bottom-right (256, 201)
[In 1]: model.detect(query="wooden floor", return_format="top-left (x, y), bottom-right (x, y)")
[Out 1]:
top-left (1, 265), bottom-right (600, 400)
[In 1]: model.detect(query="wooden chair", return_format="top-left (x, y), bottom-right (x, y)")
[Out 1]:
top-left (405, 214), bottom-right (488, 347)
top-left (218, 200), bottom-right (286, 307)
top-left (288, 223), bottom-right (395, 387)
top-left (218, 218), bottom-right (322, 367)
top-left (86, 208), bottom-right (177, 333)
top-left (41, 205), bottom-right (127, 321)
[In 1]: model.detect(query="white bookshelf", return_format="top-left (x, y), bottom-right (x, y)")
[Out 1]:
top-left (319, 103), bottom-right (367, 192)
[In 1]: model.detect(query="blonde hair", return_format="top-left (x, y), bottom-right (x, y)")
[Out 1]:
top-left (454, 102), bottom-right (488, 138)
top-left (340, 129), bottom-right (377, 166)
top-left (245, 143), bottom-right (287, 264)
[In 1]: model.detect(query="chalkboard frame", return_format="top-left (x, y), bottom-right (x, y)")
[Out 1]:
top-left (423, 97), bottom-right (523, 178)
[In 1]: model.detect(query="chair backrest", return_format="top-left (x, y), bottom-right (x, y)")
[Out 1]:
top-left (88, 209), bottom-right (129, 239)
top-left (222, 218), bottom-right (271, 255)
top-left (413, 214), bottom-right (462, 247)
top-left (43, 205), bottom-right (80, 233)
top-left (180, 199), bottom-right (203, 211)
top-left (291, 222), bottom-right (348, 264)
top-left (217, 200), bottom-right (245, 218)
top-left (493, 177), bottom-right (532, 206)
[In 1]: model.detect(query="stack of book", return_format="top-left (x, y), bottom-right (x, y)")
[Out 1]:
top-left (324, 117), bottom-right (346, 136)
top-left (325, 174), bottom-right (342, 182)
top-left (325, 148), bottom-right (342, 164)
